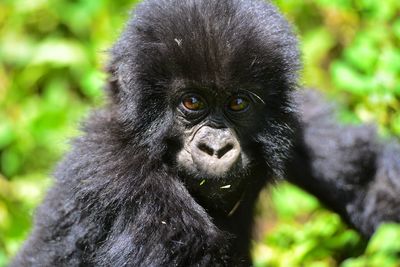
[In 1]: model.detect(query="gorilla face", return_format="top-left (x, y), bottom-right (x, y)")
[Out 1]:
top-left (175, 90), bottom-right (259, 179)
top-left (109, 0), bottom-right (300, 184)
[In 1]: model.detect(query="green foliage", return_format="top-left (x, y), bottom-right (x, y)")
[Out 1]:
top-left (342, 224), bottom-right (400, 267)
top-left (0, 0), bottom-right (399, 266)
top-left (253, 183), bottom-right (366, 267)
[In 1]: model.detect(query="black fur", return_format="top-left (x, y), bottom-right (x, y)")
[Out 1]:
top-left (11, 0), bottom-right (400, 266)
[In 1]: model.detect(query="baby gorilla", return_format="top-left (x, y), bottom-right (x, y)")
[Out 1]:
top-left (11, 0), bottom-right (400, 266)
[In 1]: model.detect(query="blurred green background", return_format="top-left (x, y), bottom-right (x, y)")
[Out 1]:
top-left (0, 0), bottom-right (400, 266)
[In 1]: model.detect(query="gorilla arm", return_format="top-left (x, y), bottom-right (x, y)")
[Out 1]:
top-left (286, 89), bottom-right (400, 238)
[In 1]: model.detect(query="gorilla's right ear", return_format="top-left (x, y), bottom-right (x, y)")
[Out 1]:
top-left (104, 63), bottom-right (122, 103)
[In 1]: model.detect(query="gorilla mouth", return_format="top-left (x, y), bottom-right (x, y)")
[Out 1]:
top-left (177, 148), bottom-right (252, 183)
top-left (177, 149), bottom-right (251, 182)
top-left (191, 144), bottom-right (241, 177)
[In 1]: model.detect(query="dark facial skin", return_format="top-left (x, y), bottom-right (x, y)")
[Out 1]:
top-left (175, 89), bottom-right (259, 179)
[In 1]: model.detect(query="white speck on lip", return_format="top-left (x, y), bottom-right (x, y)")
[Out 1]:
top-left (161, 221), bottom-right (167, 225)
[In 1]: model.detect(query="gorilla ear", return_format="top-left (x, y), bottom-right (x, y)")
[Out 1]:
top-left (104, 63), bottom-right (122, 103)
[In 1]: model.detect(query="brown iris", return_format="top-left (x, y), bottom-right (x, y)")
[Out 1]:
top-left (182, 95), bottom-right (206, 111)
top-left (228, 96), bottom-right (249, 112)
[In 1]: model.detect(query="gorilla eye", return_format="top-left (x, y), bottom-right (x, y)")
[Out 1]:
top-left (182, 95), bottom-right (206, 111)
top-left (228, 96), bottom-right (250, 112)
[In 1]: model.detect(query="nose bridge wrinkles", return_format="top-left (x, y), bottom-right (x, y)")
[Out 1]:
top-left (206, 117), bottom-right (226, 129)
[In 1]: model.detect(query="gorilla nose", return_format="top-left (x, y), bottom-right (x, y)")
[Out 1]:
top-left (198, 142), bottom-right (235, 159)
top-left (191, 126), bottom-right (241, 176)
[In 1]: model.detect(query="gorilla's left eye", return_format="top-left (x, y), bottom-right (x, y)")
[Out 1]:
top-left (228, 96), bottom-right (250, 112)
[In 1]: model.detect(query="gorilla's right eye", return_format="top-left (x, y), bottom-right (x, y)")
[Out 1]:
top-left (182, 95), bottom-right (206, 111)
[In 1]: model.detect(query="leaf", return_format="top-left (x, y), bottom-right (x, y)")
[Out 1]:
top-left (31, 39), bottom-right (87, 66)
top-left (331, 61), bottom-right (373, 95)
top-left (366, 224), bottom-right (400, 254)
top-left (344, 34), bottom-right (378, 73)
top-left (0, 119), bottom-right (15, 149)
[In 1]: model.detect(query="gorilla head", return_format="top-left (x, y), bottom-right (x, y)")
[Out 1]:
top-left (108, 0), bottom-right (300, 187)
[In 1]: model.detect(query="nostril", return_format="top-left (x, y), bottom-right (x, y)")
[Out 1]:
top-left (216, 144), bottom-right (234, 159)
top-left (198, 143), bottom-right (214, 156)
